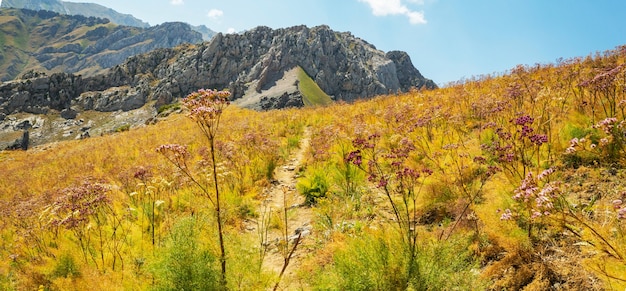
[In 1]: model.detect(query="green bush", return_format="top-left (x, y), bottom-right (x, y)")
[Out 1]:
top-left (265, 157), bottom-right (277, 181)
top-left (297, 168), bottom-right (329, 205)
top-left (413, 237), bottom-right (486, 290)
top-left (150, 217), bottom-right (220, 291)
top-left (157, 103), bottom-right (181, 115)
top-left (311, 233), bottom-right (410, 290)
top-left (51, 253), bottom-right (80, 278)
top-left (310, 233), bottom-right (485, 291)
top-left (0, 272), bottom-right (16, 291)
top-left (114, 124), bottom-right (131, 132)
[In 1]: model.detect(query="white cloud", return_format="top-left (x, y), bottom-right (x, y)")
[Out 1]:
top-left (170, 0), bottom-right (184, 5)
top-left (207, 9), bottom-right (224, 20)
top-left (359, 0), bottom-right (427, 24)
top-left (227, 28), bottom-right (236, 34)
top-left (406, 10), bottom-right (426, 24)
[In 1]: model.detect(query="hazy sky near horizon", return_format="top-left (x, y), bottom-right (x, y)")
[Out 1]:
top-left (62, 0), bottom-right (626, 86)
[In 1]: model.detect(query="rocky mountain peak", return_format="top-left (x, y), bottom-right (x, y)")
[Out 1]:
top-left (0, 24), bottom-right (436, 148)
top-left (186, 24), bottom-right (437, 107)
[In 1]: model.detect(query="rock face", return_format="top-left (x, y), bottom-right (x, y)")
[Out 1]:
top-left (0, 25), bottom-right (436, 116)
top-left (386, 51), bottom-right (437, 91)
top-left (0, 9), bottom-right (203, 81)
top-left (191, 24), bottom-right (218, 41)
top-left (6, 130), bottom-right (29, 150)
top-left (114, 25), bottom-right (437, 108)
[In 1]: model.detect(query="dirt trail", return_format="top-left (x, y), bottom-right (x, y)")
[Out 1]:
top-left (256, 127), bottom-right (314, 287)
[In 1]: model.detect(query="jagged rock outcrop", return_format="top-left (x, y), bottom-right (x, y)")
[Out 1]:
top-left (6, 130), bottom-right (29, 150)
top-left (116, 25), bottom-right (436, 108)
top-left (38, 21), bottom-right (202, 71)
top-left (0, 24), bottom-right (437, 149)
top-left (0, 8), bottom-right (203, 81)
top-left (0, 25), bottom-right (436, 115)
top-left (386, 50), bottom-right (437, 91)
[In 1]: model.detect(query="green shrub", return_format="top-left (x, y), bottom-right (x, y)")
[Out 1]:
top-left (310, 232), bottom-right (485, 291)
top-left (297, 168), bottom-right (329, 205)
top-left (157, 103), bottom-right (181, 115)
top-left (265, 157), bottom-right (277, 181)
top-left (150, 217), bottom-right (220, 291)
top-left (114, 124), bottom-right (130, 132)
top-left (311, 233), bottom-right (410, 290)
top-left (413, 237), bottom-right (487, 290)
top-left (287, 136), bottom-right (300, 149)
top-left (0, 271), bottom-right (16, 291)
top-left (51, 253), bottom-right (80, 278)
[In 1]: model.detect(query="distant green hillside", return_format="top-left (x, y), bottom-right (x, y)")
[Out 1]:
top-left (297, 66), bottom-right (333, 107)
top-left (0, 8), bottom-right (133, 80)
top-left (0, 8), bottom-right (202, 81)
top-left (1, 0), bottom-right (149, 27)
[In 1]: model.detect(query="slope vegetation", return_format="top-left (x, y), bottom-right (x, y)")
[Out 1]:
top-left (1, 0), bottom-right (149, 27)
top-left (0, 8), bottom-right (202, 81)
top-left (2, 46), bottom-right (626, 290)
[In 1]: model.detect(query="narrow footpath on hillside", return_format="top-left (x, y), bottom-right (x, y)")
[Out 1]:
top-left (252, 127), bottom-right (315, 289)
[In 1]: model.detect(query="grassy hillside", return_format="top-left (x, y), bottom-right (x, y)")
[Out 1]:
top-left (297, 66), bottom-right (333, 107)
top-left (2, 46), bottom-right (626, 290)
top-left (0, 8), bottom-right (139, 81)
top-left (1, 0), bottom-right (149, 27)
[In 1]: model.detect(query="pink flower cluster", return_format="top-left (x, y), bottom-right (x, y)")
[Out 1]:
top-left (514, 115), bottom-right (534, 126)
top-left (156, 144), bottom-right (190, 168)
top-left (182, 89), bottom-right (231, 123)
top-left (156, 144), bottom-right (190, 159)
top-left (502, 168), bottom-right (558, 221)
top-left (613, 199), bottom-right (626, 220)
top-left (565, 137), bottom-right (584, 154)
top-left (580, 64), bottom-right (625, 91)
top-left (347, 132), bottom-right (432, 192)
top-left (500, 209), bottom-right (514, 220)
top-left (345, 150), bottom-right (362, 166)
top-left (49, 181), bottom-right (111, 230)
top-left (593, 117), bottom-right (618, 134)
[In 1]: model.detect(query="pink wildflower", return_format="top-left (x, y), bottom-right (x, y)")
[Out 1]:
top-left (500, 209), bottom-right (513, 220)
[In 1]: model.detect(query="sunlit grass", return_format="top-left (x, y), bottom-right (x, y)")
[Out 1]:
top-left (3, 45), bottom-right (626, 289)
top-left (298, 66), bottom-right (333, 107)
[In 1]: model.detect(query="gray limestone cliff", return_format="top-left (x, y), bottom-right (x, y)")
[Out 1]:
top-left (0, 25), bottom-right (436, 115)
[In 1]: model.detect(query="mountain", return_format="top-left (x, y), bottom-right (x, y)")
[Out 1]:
top-left (1, 24), bottom-right (435, 111)
top-left (0, 8), bottom-right (203, 81)
top-left (1, 0), bottom-right (150, 27)
top-left (191, 24), bottom-right (218, 41)
top-left (2, 42), bottom-right (626, 290)
top-left (1, 0), bottom-right (218, 40)
top-left (0, 25), bottom-right (435, 148)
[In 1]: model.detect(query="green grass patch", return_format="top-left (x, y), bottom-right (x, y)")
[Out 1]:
top-left (297, 66), bottom-right (332, 107)
top-left (114, 124), bottom-right (131, 132)
top-left (310, 231), bottom-right (485, 290)
top-left (0, 32), bottom-right (6, 48)
top-left (157, 102), bottom-right (181, 115)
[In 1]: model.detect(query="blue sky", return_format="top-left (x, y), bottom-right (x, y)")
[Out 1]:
top-left (63, 0), bottom-right (626, 86)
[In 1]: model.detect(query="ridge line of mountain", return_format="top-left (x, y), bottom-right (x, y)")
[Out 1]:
top-left (0, 23), bottom-right (436, 148)
top-left (1, 24), bottom-right (436, 115)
